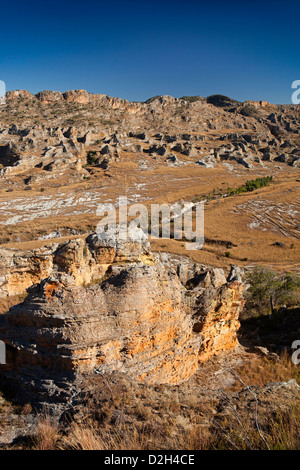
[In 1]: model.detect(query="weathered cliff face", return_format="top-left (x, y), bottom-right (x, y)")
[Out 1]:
top-left (159, 255), bottom-right (245, 362)
top-left (0, 232), bottom-right (153, 298)
top-left (1, 265), bottom-right (198, 383)
top-left (5, 90), bottom-right (34, 101)
top-left (21, 89), bottom-right (145, 113)
top-left (0, 246), bottom-right (54, 298)
top-left (194, 282), bottom-right (244, 361)
top-left (0, 233), bottom-right (245, 406)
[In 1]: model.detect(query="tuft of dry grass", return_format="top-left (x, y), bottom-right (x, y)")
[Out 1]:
top-left (32, 412), bottom-right (61, 450)
top-left (62, 420), bottom-right (161, 451)
top-left (63, 421), bottom-right (109, 450)
top-left (229, 351), bottom-right (300, 391)
top-left (267, 404), bottom-right (300, 450)
top-left (56, 405), bottom-right (300, 451)
top-left (211, 401), bottom-right (300, 450)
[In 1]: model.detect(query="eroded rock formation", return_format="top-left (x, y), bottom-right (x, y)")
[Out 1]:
top-left (1, 89), bottom-right (300, 180)
top-left (0, 232), bottom-right (244, 408)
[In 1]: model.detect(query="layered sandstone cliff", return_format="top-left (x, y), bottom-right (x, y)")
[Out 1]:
top-left (0, 232), bottom-right (245, 407)
top-left (0, 232), bottom-right (152, 299)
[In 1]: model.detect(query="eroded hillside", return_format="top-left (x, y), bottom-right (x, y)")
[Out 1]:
top-left (0, 90), bottom-right (299, 272)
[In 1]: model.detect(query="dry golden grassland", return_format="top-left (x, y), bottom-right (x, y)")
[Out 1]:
top-left (3, 348), bottom-right (299, 451)
top-left (0, 154), bottom-right (299, 273)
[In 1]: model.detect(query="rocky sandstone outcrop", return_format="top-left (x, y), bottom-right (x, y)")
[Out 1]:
top-left (0, 231), bottom-right (153, 298)
top-left (0, 233), bottom-right (244, 407)
top-left (5, 90), bottom-right (34, 101)
top-left (1, 89), bottom-right (299, 179)
top-left (0, 246), bottom-right (54, 298)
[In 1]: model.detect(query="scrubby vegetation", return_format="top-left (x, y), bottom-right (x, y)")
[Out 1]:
top-left (86, 151), bottom-right (99, 166)
top-left (206, 94), bottom-right (241, 108)
top-left (239, 104), bottom-right (260, 119)
top-left (227, 176), bottom-right (273, 196)
top-left (5, 365), bottom-right (299, 451)
top-left (244, 266), bottom-right (300, 317)
top-left (180, 96), bottom-right (203, 103)
top-left (144, 96), bottom-right (161, 104)
top-left (193, 176), bottom-right (273, 203)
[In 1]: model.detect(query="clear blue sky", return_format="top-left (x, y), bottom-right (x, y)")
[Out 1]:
top-left (1, 0), bottom-right (299, 104)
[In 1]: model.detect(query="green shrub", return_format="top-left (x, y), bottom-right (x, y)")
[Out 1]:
top-left (226, 176), bottom-right (273, 196)
top-left (239, 104), bottom-right (260, 118)
top-left (206, 94), bottom-right (241, 108)
top-left (87, 151), bottom-right (99, 165)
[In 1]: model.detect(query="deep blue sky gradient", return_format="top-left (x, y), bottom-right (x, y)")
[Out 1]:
top-left (0, 0), bottom-right (299, 103)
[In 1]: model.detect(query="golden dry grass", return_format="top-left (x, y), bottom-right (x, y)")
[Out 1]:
top-left (229, 351), bottom-right (300, 391)
top-left (31, 400), bottom-right (300, 451)
top-left (212, 403), bottom-right (300, 450)
top-left (31, 412), bottom-right (61, 450)
top-left (0, 160), bottom-right (298, 272)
